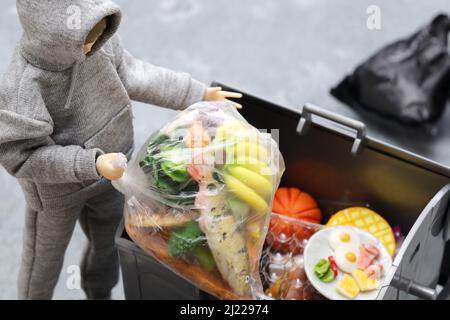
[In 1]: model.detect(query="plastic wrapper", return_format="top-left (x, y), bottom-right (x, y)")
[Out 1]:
top-left (260, 213), bottom-right (324, 300)
top-left (113, 102), bottom-right (285, 299)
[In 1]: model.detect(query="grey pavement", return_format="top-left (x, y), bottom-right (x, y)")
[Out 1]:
top-left (1, 0), bottom-right (450, 299)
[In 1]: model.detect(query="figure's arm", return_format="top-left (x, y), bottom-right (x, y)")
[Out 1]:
top-left (0, 85), bottom-right (103, 183)
top-left (111, 36), bottom-right (242, 109)
top-left (0, 120), bottom-right (103, 183)
top-left (111, 35), bottom-right (206, 110)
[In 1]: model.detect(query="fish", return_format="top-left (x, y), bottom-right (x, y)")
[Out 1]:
top-left (187, 124), bottom-right (250, 297)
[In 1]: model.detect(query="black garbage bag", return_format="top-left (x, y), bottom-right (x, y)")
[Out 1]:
top-left (331, 14), bottom-right (450, 125)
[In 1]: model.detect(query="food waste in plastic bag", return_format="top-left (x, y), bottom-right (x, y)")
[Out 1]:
top-left (113, 102), bottom-right (285, 299)
top-left (261, 213), bottom-right (324, 300)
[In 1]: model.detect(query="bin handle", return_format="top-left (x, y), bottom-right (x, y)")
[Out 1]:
top-left (297, 103), bottom-right (367, 156)
top-left (392, 275), bottom-right (438, 300)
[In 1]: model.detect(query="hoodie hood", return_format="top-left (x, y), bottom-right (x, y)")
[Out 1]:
top-left (17, 0), bottom-right (122, 71)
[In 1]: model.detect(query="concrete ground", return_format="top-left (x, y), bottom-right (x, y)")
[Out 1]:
top-left (1, 0), bottom-right (449, 299)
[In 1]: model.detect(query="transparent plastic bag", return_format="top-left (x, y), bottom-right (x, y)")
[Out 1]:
top-left (261, 214), bottom-right (324, 300)
top-left (113, 102), bottom-right (285, 299)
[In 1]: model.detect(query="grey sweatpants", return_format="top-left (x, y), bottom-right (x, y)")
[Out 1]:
top-left (18, 187), bottom-right (124, 300)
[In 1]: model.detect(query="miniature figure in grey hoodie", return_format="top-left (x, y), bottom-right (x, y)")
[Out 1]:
top-left (0, 0), bottom-right (241, 300)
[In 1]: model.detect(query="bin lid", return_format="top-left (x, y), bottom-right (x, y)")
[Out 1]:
top-left (378, 185), bottom-right (450, 300)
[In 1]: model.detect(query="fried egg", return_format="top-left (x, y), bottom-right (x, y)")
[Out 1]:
top-left (328, 227), bottom-right (360, 250)
top-left (334, 245), bottom-right (360, 273)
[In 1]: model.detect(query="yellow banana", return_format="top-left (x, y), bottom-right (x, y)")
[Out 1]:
top-left (224, 175), bottom-right (268, 214)
top-left (246, 220), bottom-right (261, 239)
top-left (226, 166), bottom-right (273, 199)
top-left (234, 156), bottom-right (273, 180)
top-left (215, 121), bottom-right (253, 142)
top-left (226, 141), bottom-right (270, 164)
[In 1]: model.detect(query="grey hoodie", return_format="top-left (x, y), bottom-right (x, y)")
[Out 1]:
top-left (0, 0), bottom-right (206, 213)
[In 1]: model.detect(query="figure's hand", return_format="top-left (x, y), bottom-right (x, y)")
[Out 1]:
top-left (96, 153), bottom-right (127, 181)
top-left (204, 87), bottom-right (243, 109)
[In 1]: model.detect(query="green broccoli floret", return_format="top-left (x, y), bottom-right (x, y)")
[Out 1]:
top-left (192, 245), bottom-right (216, 272)
top-left (168, 222), bottom-right (204, 256)
top-left (168, 222), bottom-right (217, 272)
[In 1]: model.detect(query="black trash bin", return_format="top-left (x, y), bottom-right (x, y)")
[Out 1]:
top-left (115, 83), bottom-right (450, 300)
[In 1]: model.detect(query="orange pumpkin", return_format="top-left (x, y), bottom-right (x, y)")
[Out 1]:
top-left (267, 187), bottom-right (322, 253)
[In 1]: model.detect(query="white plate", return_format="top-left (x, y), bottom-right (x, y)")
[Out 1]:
top-left (304, 226), bottom-right (392, 300)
